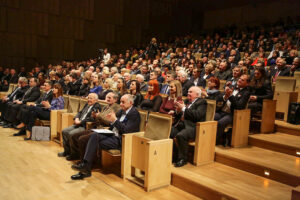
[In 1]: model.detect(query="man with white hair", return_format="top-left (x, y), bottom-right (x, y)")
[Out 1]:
top-left (171, 86), bottom-right (207, 167)
top-left (123, 72), bottom-right (131, 89)
top-left (58, 93), bottom-right (101, 160)
top-left (136, 74), bottom-right (147, 91)
top-left (71, 94), bottom-right (140, 180)
top-left (178, 70), bottom-right (193, 96)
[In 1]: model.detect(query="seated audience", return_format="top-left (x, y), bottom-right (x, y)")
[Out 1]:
top-left (58, 93), bottom-right (101, 160)
top-left (170, 86), bottom-right (207, 167)
top-left (2, 77), bottom-right (41, 128)
top-left (248, 67), bottom-right (273, 114)
top-left (14, 83), bottom-right (65, 139)
top-left (201, 76), bottom-right (221, 100)
top-left (198, 63), bottom-right (214, 88)
top-left (70, 94), bottom-right (140, 180)
top-left (98, 78), bottom-right (113, 100)
top-left (214, 61), bottom-right (232, 81)
top-left (140, 79), bottom-right (162, 112)
top-left (214, 75), bottom-right (250, 146)
top-left (77, 77), bottom-right (91, 97)
top-left (178, 70), bottom-right (193, 96)
top-left (129, 80), bottom-right (143, 107)
top-left (160, 70), bottom-right (176, 94)
top-left (159, 80), bottom-right (182, 119)
top-left (89, 73), bottom-right (103, 94)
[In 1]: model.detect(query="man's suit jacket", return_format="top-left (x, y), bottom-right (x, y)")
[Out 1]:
top-left (197, 74), bottom-right (214, 88)
top-left (109, 106), bottom-right (140, 140)
top-left (21, 86), bottom-right (41, 104)
top-left (8, 86), bottom-right (28, 102)
top-left (215, 69), bottom-right (232, 81)
top-left (9, 74), bottom-right (19, 84)
top-left (35, 90), bottom-right (53, 107)
top-left (67, 80), bottom-right (81, 95)
top-left (160, 84), bottom-right (170, 95)
top-left (182, 80), bottom-right (194, 96)
top-left (95, 103), bottom-right (121, 127)
top-left (175, 98), bottom-right (207, 129)
top-left (269, 66), bottom-right (290, 78)
top-left (75, 102), bottom-right (101, 127)
top-left (217, 87), bottom-right (250, 114)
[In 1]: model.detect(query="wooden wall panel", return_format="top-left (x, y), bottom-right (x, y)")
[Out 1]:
top-left (0, 7), bottom-right (6, 31)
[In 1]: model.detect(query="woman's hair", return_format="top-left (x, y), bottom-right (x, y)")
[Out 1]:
top-left (118, 78), bottom-right (127, 95)
top-left (249, 66), bottom-right (267, 88)
top-left (53, 83), bottom-right (63, 97)
top-left (170, 80), bottom-right (182, 97)
top-left (208, 76), bottom-right (220, 89)
top-left (104, 78), bottom-right (113, 89)
top-left (145, 79), bottom-right (160, 100)
top-left (130, 80), bottom-right (141, 94)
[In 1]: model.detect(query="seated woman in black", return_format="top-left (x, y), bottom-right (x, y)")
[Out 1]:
top-left (15, 83), bottom-right (65, 140)
top-left (248, 67), bottom-right (273, 114)
top-left (98, 78), bottom-right (113, 100)
top-left (129, 80), bottom-right (143, 107)
top-left (140, 79), bottom-right (162, 112)
top-left (77, 77), bottom-right (91, 97)
top-left (201, 76), bottom-right (221, 100)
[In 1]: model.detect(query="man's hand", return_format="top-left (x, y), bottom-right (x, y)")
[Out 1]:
top-left (74, 118), bottom-right (81, 125)
top-left (175, 100), bottom-right (185, 112)
top-left (249, 95), bottom-right (257, 101)
top-left (41, 101), bottom-right (51, 108)
top-left (106, 111), bottom-right (117, 123)
top-left (224, 86), bottom-right (233, 99)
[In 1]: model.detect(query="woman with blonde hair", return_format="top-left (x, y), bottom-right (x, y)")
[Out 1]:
top-left (159, 80), bottom-right (182, 116)
top-left (98, 78), bottom-right (113, 100)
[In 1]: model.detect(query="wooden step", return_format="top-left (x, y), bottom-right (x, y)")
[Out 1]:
top-left (249, 132), bottom-right (300, 157)
top-left (171, 163), bottom-right (292, 200)
top-left (215, 146), bottom-right (300, 187)
top-left (275, 120), bottom-right (300, 136)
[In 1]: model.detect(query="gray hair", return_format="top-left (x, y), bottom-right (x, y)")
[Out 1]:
top-left (19, 77), bottom-right (28, 84)
top-left (136, 74), bottom-right (145, 81)
top-left (123, 94), bottom-right (134, 104)
top-left (178, 70), bottom-right (187, 78)
top-left (88, 93), bottom-right (98, 100)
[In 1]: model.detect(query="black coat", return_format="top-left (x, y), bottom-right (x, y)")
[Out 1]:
top-left (74, 102), bottom-right (102, 127)
top-left (182, 80), bottom-right (194, 96)
top-left (35, 90), bottom-right (53, 107)
top-left (109, 106), bottom-right (140, 141)
top-left (174, 98), bottom-right (207, 129)
top-left (249, 79), bottom-right (273, 104)
top-left (21, 86), bottom-right (41, 104)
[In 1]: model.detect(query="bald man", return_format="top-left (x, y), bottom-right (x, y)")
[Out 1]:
top-left (71, 94), bottom-right (140, 180)
top-left (171, 86), bottom-right (207, 167)
top-left (58, 93), bottom-right (101, 160)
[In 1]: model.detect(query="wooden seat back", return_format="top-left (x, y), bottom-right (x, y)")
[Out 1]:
top-left (294, 71), bottom-right (300, 89)
top-left (79, 98), bottom-right (88, 111)
top-left (131, 74), bottom-right (136, 80)
top-left (98, 100), bottom-right (108, 108)
top-left (138, 110), bottom-right (148, 132)
top-left (206, 99), bottom-right (216, 121)
top-left (7, 84), bottom-right (14, 94)
top-left (219, 80), bottom-right (226, 90)
top-left (63, 95), bottom-right (69, 109)
top-left (68, 96), bottom-right (80, 113)
top-left (144, 112), bottom-right (172, 140)
top-left (275, 77), bottom-right (296, 92)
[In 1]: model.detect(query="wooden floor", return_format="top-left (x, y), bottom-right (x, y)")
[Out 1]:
top-left (172, 163), bottom-right (292, 200)
top-left (0, 127), bottom-right (199, 200)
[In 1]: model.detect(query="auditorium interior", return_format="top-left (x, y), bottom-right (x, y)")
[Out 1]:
top-left (0, 0), bottom-right (300, 199)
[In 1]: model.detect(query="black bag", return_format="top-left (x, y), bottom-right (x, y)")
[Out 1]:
top-left (287, 103), bottom-right (300, 125)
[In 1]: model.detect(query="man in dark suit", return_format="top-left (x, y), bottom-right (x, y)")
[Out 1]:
top-left (170, 86), bottom-right (207, 167)
top-left (160, 70), bottom-right (176, 95)
top-left (58, 93), bottom-right (101, 161)
top-left (214, 61), bottom-right (232, 81)
top-left (14, 80), bottom-right (53, 131)
top-left (3, 77), bottom-right (41, 128)
top-left (269, 58), bottom-right (290, 82)
top-left (71, 94), bottom-right (140, 180)
top-left (66, 73), bottom-right (81, 95)
top-left (214, 74), bottom-right (250, 146)
top-left (178, 70), bottom-right (193, 96)
top-left (0, 77), bottom-right (29, 125)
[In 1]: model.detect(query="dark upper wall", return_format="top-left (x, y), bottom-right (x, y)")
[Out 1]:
top-left (0, 0), bottom-right (298, 70)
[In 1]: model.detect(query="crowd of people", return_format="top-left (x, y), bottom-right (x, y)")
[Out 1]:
top-left (0, 22), bottom-right (299, 179)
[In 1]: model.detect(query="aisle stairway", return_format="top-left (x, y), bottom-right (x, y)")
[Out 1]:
top-left (171, 121), bottom-right (300, 199)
